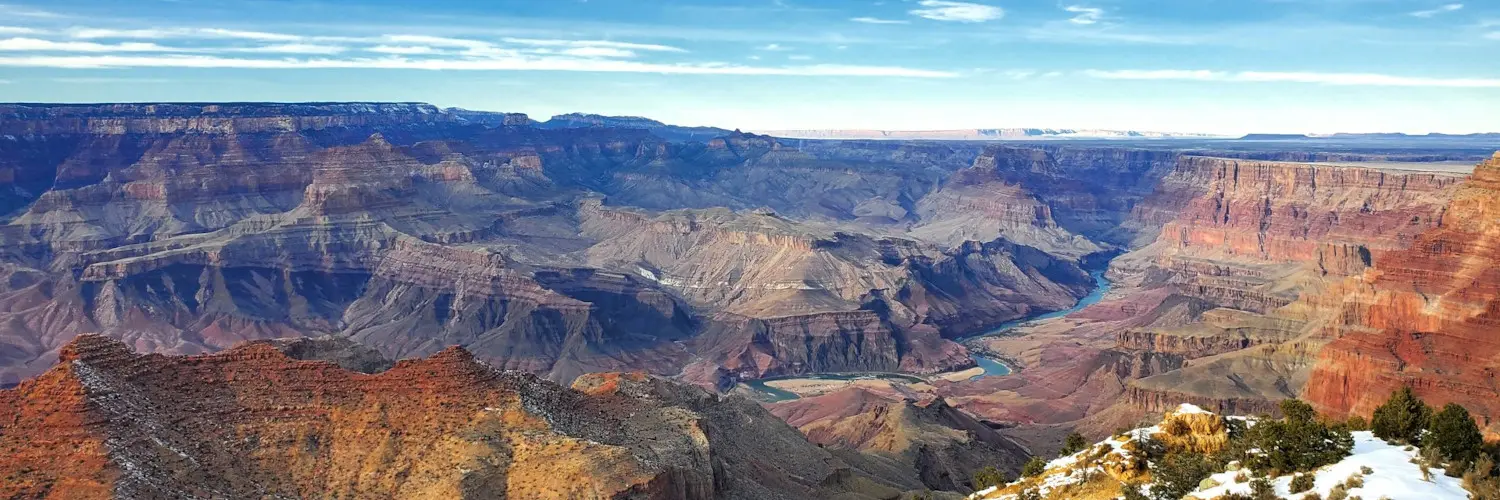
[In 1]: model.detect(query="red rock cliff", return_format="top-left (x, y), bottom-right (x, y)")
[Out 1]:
top-left (1304, 152), bottom-right (1500, 431)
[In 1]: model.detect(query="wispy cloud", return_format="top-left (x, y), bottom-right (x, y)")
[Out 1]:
top-left (1064, 6), bottom-right (1104, 25)
top-left (52, 77), bottom-right (172, 84)
top-left (910, 1), bottom-right (1004, 23)
top-left (851, 17), bottom-right (910, 25)
top-left (0, 4), bottom-right (62, 19)
top-left (0, 38), bottom-right (183, 53)
top-left (367, 45), bottom-right (440, 55)
top-left (0, 54), bottom-right (959, 78)
top-left (759, 43), bottom-right (790, 51)
top-left (557, 46), bottom-right (636, 58)
top-left (0, 79), bottom-right (11, 84)
top-left (0, 26), bottom-right (42, 35)
top-left (1083, 68), bottom-right (1500, 88)
top-left (227, 44), bottom-right (347, 55)
top-left (500, 38), bottom-right (686, 53)
top-left (1410, 3), bottom-right (1463, 18)
top-left (68, 27), bottom-right (304, 41)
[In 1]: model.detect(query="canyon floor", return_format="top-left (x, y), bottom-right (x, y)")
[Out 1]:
top-left (1, 103), bottom-right (1498, 498)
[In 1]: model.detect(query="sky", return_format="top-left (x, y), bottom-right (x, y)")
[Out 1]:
top-left (0, 0), bottom-right (1497, 135)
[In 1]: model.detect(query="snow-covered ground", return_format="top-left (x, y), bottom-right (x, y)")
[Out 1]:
top-left (1190, 431), bottom-right (1469, 499)
top-left (971, 404), bottom-right (1474, 500)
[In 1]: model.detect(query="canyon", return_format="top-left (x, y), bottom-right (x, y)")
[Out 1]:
top-left (1, 102), bottom-right (1498, 497)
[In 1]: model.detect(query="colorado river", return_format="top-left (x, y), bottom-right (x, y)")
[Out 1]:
top-left (737, 267), bottom-right (1115, 402)
top-left (962, 269), bottom-right (1114, 379)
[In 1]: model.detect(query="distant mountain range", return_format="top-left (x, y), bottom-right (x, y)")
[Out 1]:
top-left (1240, 132), bottom-right (1500, 141)
top-left (752, 128), bottom-right (1225, 140)
top-left (442, 108), bottom-right (1499, 144)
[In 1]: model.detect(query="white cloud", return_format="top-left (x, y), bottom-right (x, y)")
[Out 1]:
top-left (1083, 68), bottom-right (1500, 88)
top-left (0, 26), bottom-right (42, 35)
top-left (0, 4), bottom-right (62, 18)
top-left (910, 1), bottom-right (1003, 23)
top-left (789, 54), bottom-right (813, 60)
top-left (559, 46), bottom-right (636, 58)
top-left (0, 79), bottom-right (10, 84)
top-left (501, 38), bottom-right (686, 53)
top-left (197, 28), bottom-right (303, 42)
top-left (851, 17), bottom-right (910, 25)
top-left (52, 77), bottom-right (171, 83)
top-left (1485, 31), bottom-right (1500, 40)
top-left (759, 43), bottom-right (790, 51)
top-left (0, 54), bottom-right (959, 78)
top-left (1410, 3), bottom-right (1463, 18)
top-left (382, 34), bottom-right (491, 49)
top-left (68, 27), bottom-right (303, 41)
top-left (0, 37), bottom-right (182, 52)
top-left (1064, 6), bottom-right (1104, 25)
top-left (1082, 69), bottom-right (1222, 80)
top-left (367, 45), bottom-right (440, 55)
top-left (228, 44), bottom-right (346, 55)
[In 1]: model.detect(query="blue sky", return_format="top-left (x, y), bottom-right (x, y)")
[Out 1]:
top-left (0, 0), bottom-right (1496, 134)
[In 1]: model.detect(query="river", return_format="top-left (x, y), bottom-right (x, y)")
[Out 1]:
top-left (738, 268), bottom-right (1115, 402)
top-left (960, 269), bottom-right (1114, 379)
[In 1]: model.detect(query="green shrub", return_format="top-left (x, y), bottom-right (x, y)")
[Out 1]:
top-left (1328, 484), bottom-right (1349, 500)
top-left (1428, 403), bottom-right (1485, 469)
top-left (1249, 477), bottom-right (1278, 500)
top-left (1121, 483), bottom-right (1150, 500)
top-left (1243, 399), bottom-right (1354, 473)
top-left (1346, 415), bottom-right (1369, 431)
top-left (971, 465), bottom-right (1008, 491)
top-left (1151, 453), bottom-right (1215, 500)
top-left (1290, 473), bottom-right (1316, 493)
top-left (1371, 386), bottom-right (1431, 445)
top-left (1018, 487), bottom-right (1042, 500)
top-left (1061, 431), bottom-right (1089, 456)
top-left (1463, 454), bottom-right (1500, 500)
top-left (1021, 457), bottom-right (1046, 477)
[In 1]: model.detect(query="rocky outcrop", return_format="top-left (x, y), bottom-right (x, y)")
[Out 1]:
top-left (770, 386), bottom-right (1033, 492)
top-left (261, 335), bottom-right (395, 373)
top-left (913, 146), bottom-right (1179, 255)
top-left (0, 335), bottom-right (921, 499)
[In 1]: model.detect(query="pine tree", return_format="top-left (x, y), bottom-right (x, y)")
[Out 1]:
top-left (1429, 403), bottom-right (1485, 467)
top-left (1371, 386), bottom-right (1431, 444)
top-left (971, 465), bottom-right (1009, 490)
top-left (1151, 453), bottom-right (1214, 500)
top-left (1021, 456), bottom-right (1046, 477)
top-left (1061, 432), bottom-right (1089, 456)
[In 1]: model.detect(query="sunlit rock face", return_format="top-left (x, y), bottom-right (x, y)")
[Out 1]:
top-left (1304, 152), bottom-right (1500, 433)
top-left (0, 335), bottom-right (920, 499)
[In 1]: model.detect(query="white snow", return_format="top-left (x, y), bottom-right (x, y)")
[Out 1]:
top-left (1190, 431), bottom-right (1468, 500)
top-left (1173, 403), bottom-right (1211, 415)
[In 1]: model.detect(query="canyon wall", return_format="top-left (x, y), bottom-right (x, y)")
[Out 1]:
top-left (1303, 152), bottom-right (1500, 431)
top-left (0, 104), bottom-right (1102, 387)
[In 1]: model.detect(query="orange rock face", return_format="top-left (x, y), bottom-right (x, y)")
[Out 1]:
top-left (1305, 153), bottom-right (1500, 430)
top-left (0, 335), bottom-right (913, 499)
